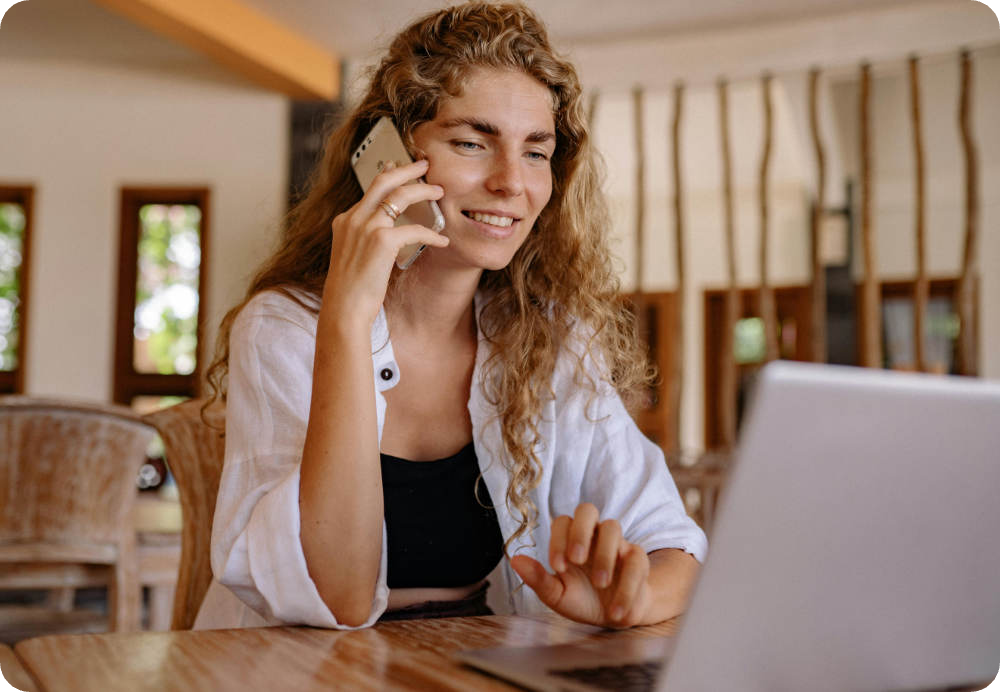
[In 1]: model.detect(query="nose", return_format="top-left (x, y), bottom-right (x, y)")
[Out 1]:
top-left (486, 150), bottom-right (525, 197)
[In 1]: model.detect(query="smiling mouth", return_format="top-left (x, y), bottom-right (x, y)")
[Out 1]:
top-left (462, 210), bottom-right (519, 228)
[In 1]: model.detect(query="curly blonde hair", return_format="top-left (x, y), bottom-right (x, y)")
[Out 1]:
top-left (206, 2), bottom-right (653, 553)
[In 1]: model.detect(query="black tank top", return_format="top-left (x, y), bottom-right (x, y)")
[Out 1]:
top-left (380, 442), bottom-right (504, 589)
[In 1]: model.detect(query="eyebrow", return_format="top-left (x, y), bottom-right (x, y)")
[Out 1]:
top-left (440, 117), bottom-right (556, 145)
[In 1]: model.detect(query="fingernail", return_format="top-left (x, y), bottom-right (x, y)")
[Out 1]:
top-left (611, 605), bottom-right (624, 621)
top-left (594, 570), bottom-right (609, 588)
top-left (570, 544), bottom-right (586, 563)
top-left (553, 556), bottom-right (565, 572)
top-left (418, 158), bottom-right (429, 167)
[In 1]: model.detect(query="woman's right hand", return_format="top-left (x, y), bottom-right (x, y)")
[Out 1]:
top-left (323, 159), bottom-right (448, 330)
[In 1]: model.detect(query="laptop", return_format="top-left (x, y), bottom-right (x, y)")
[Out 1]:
top-left (456, 361), bottom-right (1000, 691)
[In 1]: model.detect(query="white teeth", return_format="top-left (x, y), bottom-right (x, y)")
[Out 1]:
top-left (470, 212), bottom-right (514, 227)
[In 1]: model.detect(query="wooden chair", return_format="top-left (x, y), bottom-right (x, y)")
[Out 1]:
top-left (0, 397), bottom-right (156, 634)
top-left (142, 398), bottom-right (225, 630)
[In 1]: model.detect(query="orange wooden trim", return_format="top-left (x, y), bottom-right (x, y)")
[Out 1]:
top-left (92, 0), bottom-right (339, 100)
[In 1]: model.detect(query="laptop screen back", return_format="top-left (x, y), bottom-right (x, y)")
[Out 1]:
top-left (663, 362), bottom-right (1000, 692)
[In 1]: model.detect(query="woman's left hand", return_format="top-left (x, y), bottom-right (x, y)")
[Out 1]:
top-left (510, 503), bottom-right (653, 628)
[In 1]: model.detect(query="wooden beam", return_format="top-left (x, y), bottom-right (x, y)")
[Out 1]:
top-left (858, 62), bottom-right (882, 369)
top-left (717, 79), bottom-right (738, 451)
top-left (909, 56), bottom-right (928, 373)
top-left (956, 49), bottom-right (979, 377)
top-left (808, 68), bottom-right (828, 365)
top-left (670, 82), bottom-right (686, 453)
top-left (758, 73), bottom-right (778, 363)
top-left (91, 0), bottom-right (339, 101)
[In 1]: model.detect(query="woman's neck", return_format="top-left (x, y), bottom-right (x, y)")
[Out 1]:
top-left (384, 260), bottom-right (481, 341)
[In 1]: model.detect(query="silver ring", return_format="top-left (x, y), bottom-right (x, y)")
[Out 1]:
top-left (378, 200), bottom-right (401, 221)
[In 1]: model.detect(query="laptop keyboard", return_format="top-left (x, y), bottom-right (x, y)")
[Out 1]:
top-left (548, 661), bottom-right (663, 691)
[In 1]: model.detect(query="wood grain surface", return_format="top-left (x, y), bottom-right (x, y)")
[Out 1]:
top-left (1, 641), bottom-right (37, 691)
top-left (14, 614), bottom-right (678, 691)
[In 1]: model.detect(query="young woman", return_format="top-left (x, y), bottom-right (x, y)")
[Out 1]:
top-left (198, 2), bottom-right (706, 631)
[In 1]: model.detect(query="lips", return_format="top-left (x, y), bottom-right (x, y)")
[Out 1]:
top-left (459, 209), bottom-right (523, 240)
top-left (462, 210), bottom-right (520, 228)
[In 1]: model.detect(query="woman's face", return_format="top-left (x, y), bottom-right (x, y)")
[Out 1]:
top-left (411, 67), bottom-right (556, 271)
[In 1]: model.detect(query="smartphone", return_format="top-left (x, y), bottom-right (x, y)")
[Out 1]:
top-left (350, 116), bottom-right (446, 269)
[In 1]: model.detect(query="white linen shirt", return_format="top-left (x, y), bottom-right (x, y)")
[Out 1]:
top-left (200, 289), bottom-right (707, 630)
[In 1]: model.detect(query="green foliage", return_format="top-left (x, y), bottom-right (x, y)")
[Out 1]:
top-left (0, 203), bottom-right (25, 371)
top-left (134, 204), bottom-right (201, 375)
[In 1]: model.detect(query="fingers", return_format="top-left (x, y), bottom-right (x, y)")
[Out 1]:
top-left (511, 555), bottom-right (565, 609)
top-left (591, 519), bottom-right (623, 589)
top-left (549, 515), bottom-right (572, 572)
top-left (376, 223), bottom-right (450, 252)
top-left (371, 179), bottom-right (445, 227)
top-left (358, 159), bottom-right (442, 220)
top-left (567, 503), bottom-right (599, 566)
top-left (608, 544), bottom-right (649, 625)
top-left (551, 504), bottom-right (618, 579)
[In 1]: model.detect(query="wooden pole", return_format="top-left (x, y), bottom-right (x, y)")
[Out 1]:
top-left (632, 86), bottom-right (648, 347)
top-left (909, 56), bottom-right (928, 373)
top-left (859, 63), bottom-right (882, 369)
top-left (670, 82), bottom-right (686, 453)
top-left (718, 79), bottom-right (739, 450)
top-left (632, 86), bottom-right (646, 295)
top-left (808, 68), bottom-right (828, 364)
top-left (758, 73), bottom-right (779, 362)
top-left (956, 50), bottom-right (979, 376)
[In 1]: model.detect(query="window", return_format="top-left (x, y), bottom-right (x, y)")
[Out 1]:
top-left (623, 291), bottom-right (679, 452)
top-left (866, 278), bottom-right (965, 375)
top-left (0, 185), bottom-right (33, 394)
top-left (113, 188), bottom-right (209, 407)
top-left (703, 285), bottom-right (814, 449)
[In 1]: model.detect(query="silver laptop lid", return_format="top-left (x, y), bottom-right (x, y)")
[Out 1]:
top-left (663, 361), bottom-right (1000, 692)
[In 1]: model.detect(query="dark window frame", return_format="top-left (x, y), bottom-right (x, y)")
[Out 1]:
top-left (703, 284), bottom-right (814, 449)
top-left (0, 184), bottom-right (34, 394)
top-left (623, 291), bottom-right (679, 452)
top-left (113, 187), bottom-right (210, 405)
top-left (856, 277), bottom-right (969, 373)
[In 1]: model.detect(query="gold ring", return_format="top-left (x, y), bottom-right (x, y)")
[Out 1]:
top-left (378, 200), bottom-right (401, 221)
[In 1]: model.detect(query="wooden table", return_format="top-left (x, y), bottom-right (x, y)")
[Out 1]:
top-left (12, 614), bottom-right (678, 691)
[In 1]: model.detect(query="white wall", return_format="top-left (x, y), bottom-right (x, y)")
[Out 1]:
top-left (0, 59), bottom-right (288, 400)
top-left (830, 47), bottom-right (1000, 377)
top-left (2, 0), bottom-right (995, 448)
top-left (573, 1), bottom-right (999, 450)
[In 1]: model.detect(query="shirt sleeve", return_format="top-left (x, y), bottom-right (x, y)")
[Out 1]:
top-left (557, 331), bottom-right (709, 564)
top-left (583, 394), bottom-right (708, 563)
top-left (210, 293), bottom-right (390, 628)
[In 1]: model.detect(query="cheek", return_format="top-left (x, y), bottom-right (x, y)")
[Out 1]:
top-left (532, 171), bottom-right (554, 209)
top-left (425, 158), bottom-right (477, 193)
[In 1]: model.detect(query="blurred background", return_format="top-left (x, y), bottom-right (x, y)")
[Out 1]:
top-left (0, 0), bottom-right (997, 640)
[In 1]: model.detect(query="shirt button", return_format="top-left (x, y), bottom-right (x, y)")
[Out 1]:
top-left (380, 368), bottom-right (394, 381)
